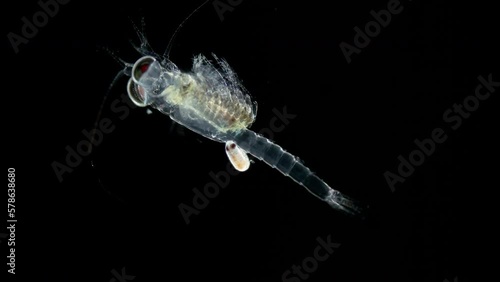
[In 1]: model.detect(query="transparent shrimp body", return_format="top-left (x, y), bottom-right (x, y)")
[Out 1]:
top-left (128, 54), bottom-right (256, 142)
top-left (127, 54), bottom-right (362, 215)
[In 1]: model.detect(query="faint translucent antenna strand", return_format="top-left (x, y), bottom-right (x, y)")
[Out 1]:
top-left (89, 47), bottom-right (133, 155)
top-left (128, 16), bottom-right (157, 56)
top-left (97, 46), bottom-right (134, 74)
top-left (89, 47), bottom-right (134, 204)
top-left (163, 0), bottom-right (211, 60)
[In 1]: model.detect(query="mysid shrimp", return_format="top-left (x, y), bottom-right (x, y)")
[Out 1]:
top-left (99, 1), bottom-right (364, 216)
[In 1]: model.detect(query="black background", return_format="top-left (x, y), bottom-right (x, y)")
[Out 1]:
top-left (3, 0), bottom-right (498, 281)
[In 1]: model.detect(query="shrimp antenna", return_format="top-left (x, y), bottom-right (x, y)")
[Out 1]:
top-left (88, 69), bottom-right (128, 156)
top-left (128, 16), bottom-right (158, 57)
top-left (88, 47), bottom-right (133, 160)
top-left (163, 0), bottom-right (210, 60)
top-left (97, 46), bottom-right (133, 70)
top-left (88, 47), bottom-right (133, 203)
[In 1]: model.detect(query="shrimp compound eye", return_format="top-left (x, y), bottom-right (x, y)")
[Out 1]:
top-left (127, 78), bottom-right (149, 107)
top-left (128, 56), bottom-right (157, 107)
top-left (131, 56), bottom-right (156, 84)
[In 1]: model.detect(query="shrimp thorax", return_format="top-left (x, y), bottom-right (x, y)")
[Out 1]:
top-left (144, 54), bottom-right (257, 140)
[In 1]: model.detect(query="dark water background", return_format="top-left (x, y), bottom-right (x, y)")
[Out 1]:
top-left (3, 0), bottom-right (497, 281)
